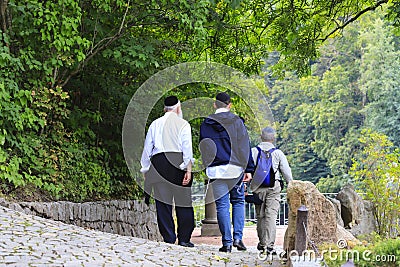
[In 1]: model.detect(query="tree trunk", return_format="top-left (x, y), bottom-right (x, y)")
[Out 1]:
top-left (0, 0), bottom-right (12, 48)
top-left (0, 0), bottom-right (8, 32)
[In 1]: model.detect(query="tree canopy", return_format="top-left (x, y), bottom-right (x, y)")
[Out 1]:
top-left (270, 7), bottom-right (400, 193)
top-left (0, 0), bottom-right (399, 201)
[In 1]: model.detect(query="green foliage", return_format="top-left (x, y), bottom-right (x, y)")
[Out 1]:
top-left (270, 9), bottom-right (400, 194)
top-left (192, 199), bottom-right (205, 227)
top-left (350, 130), bottom-right (400, 238)
top-left (1, 0), bottom-right (399, 202)
top-left (317, 175), bottom-right (351, 194)
top-left (0, 3), bottom-right (115, 200)
top-left (0, 80), bottom-right (114, 200)
top-left (270, 73), bottom-right (330, 184)
top-left (9, 0), bottom-right (90, 84)
top-left (359, 16), bottom-right (400, 146)
top-left (387, 0), bottom-right (400, 34)
top-left (270, 64), bottom-right (363, 189)
top-left (231, 0), bottom-right (391, 76)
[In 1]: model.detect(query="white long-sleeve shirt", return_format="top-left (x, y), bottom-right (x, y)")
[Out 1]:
top-left (140, 112), bottom-right (193, 173)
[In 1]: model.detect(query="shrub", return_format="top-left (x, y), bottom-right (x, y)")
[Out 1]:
top-left (350, 130), bottom-right (400, 238)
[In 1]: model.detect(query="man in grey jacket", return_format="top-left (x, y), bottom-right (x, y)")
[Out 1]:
top-left (250, 127), bottom-right (293, 255)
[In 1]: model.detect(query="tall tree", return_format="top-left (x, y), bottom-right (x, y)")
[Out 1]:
top-left (359, 16), bottom-right (400, 146)
top-left (269, 73), bottom-right (330, 184)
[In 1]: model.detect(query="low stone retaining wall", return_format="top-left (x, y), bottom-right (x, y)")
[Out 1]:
top-left (0, 198), bottom-right (162, 241)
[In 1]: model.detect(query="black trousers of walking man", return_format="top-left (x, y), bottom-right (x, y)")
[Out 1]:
top-left (145, 152), bottom-right (194, 244)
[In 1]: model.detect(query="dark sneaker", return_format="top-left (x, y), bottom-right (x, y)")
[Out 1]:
top-left (233, 239), bottom-right (247, 251)
top-left (266, 247), bottom-right (277, 255)
top-left (178, 241), bottom-right (195, 247)
top-left (218, 245), bottom-right (232, 253)
top-left (257, 243), bottom-right (266, 252)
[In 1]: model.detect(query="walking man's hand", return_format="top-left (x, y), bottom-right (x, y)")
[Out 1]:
top-left (243, 173), bottom-right (252, 182)
top-left (182, 171), bottom-right (191, 186)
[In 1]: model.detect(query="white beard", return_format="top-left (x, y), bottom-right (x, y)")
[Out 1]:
top-left (177, 109), bottom-right (183, 119)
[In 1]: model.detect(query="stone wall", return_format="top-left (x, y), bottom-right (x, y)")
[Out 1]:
top-left (0, 198), bottom-right (162, 241)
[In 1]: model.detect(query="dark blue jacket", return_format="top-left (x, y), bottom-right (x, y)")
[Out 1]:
top-left (199, 111), bottom-right (255, 173)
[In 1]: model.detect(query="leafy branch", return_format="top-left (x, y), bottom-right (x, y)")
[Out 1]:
top-left (59, 1), bottom-right (131, 88)
top-left (319, 0), bottom-right (389, 43)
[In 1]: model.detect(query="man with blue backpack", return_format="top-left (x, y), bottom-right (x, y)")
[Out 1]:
top-left (249, 126), bottom-right (293, 255)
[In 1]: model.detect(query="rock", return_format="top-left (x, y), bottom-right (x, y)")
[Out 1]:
top-left (336, 184), bottom-right (363, 226)
top-left (51, 202), bottom-right (60, 220)
top-left (327, 197), bottom-right (344, 227)
top-left (0, 198), bottom-right (163, 242)
top-left (336, 224), bottom-right (360, 248)
top-left (58, 201), bottom-right (67, 221)
top-left (349, 200), bottom-right (376, 237)
top-left (336, 184), bottom-right (376, 236)
top-left (9, 203), bottom-right (24, 213)
top-left (284, 180), bottom-right (337, 253)
top-left (0, 198), bottom-right (8, 207)
top-left (72, 203), bottom-right (81, 222)
top-left (30, 202), bottom-right (44, 215)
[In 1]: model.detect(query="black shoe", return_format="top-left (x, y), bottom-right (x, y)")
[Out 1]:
top-left (219, 245), bottom-right (232, 253)
top-left (257, 243), bottom-right (265, 252)
top-left (233, 239), bottom-right (247, 251)
top-left (266, 247), bottom-right (277, 255)
top-left (178, 241), bottom-right (194, 247)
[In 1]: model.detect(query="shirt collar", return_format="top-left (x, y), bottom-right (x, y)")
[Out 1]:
top-left (215, 108), bottom-right (230, 114)
top-left (258, 142), bottom-right (275, 150)
top-left (164, 111), bottom-right (177, 117)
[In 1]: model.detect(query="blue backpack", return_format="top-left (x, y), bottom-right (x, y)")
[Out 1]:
top-left (252, 147), bottom-right (277, 187)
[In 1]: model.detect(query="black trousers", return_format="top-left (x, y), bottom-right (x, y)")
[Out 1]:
top-left (153, 182), bottom-right (194, 243)
top-left (147, 153), bottom-right (195, 244)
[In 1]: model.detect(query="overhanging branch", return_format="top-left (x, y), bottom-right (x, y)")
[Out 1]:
top-left (319, 0), bottom-right (389, 43)
top-left (59, 1), bottom-right (131, 88)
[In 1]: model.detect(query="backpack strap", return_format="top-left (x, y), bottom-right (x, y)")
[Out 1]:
top-left (263, 147), bottom-right (278, 176)
top-left (268, 147), bottom-right (277, 154)
top-left (255, 146), bottom-right (262, 169)
top-left (255, 146), bottom-right (277, 167)
top-left (268, 147), bottom-right (282, 179)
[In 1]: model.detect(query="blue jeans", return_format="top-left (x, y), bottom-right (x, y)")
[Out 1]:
top-left (211, 175), bottom-right (245, 246)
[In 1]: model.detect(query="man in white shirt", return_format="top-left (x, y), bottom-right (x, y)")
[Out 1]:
top-left (250, 127), bottom-right (293, 255)
top-left (140, 96), bottom-right (195, 247)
